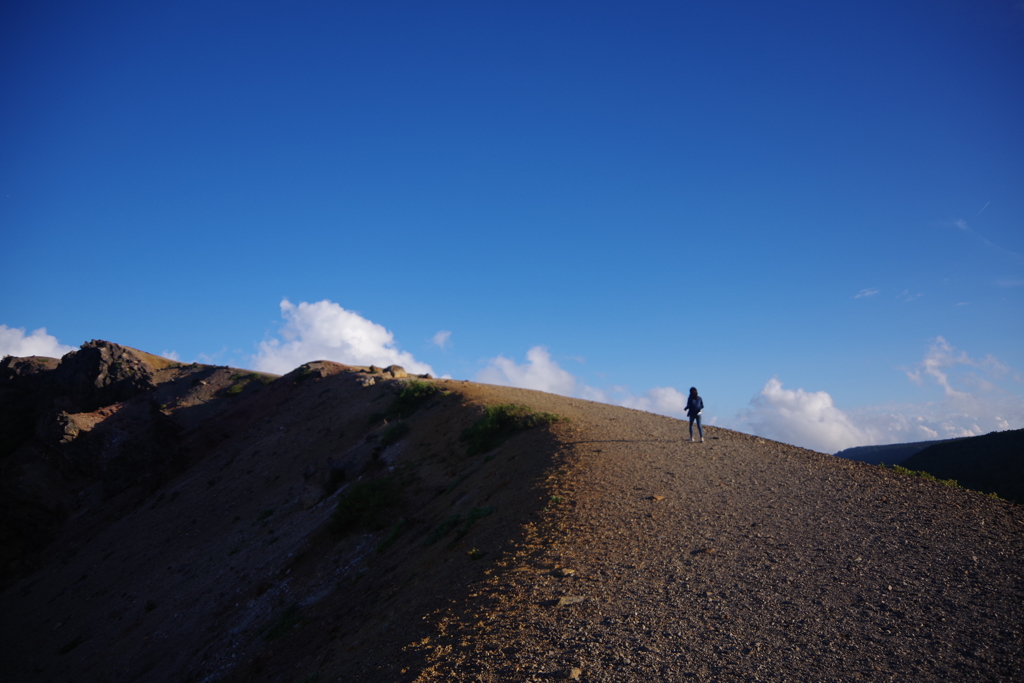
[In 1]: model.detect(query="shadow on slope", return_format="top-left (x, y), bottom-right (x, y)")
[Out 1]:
top-left (0, 347), bottom-right (573, 683)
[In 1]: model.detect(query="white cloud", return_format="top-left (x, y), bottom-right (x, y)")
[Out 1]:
top-left (476, 346), bottom-right (693, 419)
top-left (477, 346), bottom-right (577, 395)
top-left (432, 330), bottom-right (452, 349)
top-left (738, 378), bottom-right (873, 454)
top-left (739, 337), bottom-right (1024, 453)
top-left (476, 339), bottom-right (1023, 455)
top-left (252, 299), bottom-right (434, 376)
top-left (854, 288), bottom-right (879, 298)
top-left (619, 386), bottom-right (689, 417)
top-left (0, 325), bottom-right (76, 359)
top-left (162, 350), bottom-right (181, 361)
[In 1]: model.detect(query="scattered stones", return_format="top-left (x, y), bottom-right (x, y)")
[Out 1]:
top-left (556, 595), bottom-right (585, 607)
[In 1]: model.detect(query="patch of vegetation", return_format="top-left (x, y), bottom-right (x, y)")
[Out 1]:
top-left (257, 508), bottom-right (275, 521)
top-left (380, 421), bottom-right (411, 447)
top-left (466, 547), bottom-right (487, 560)
top-left (227, 372), bottom-right (264, 396)
top-left (424, 506), bottom-right (496, 547)
top-left (376, 518), bottom-right (409, 553)
top-left (263, 604), bottom-right (305, 640)
top-left (424, 514), bottom-right (464, 546)
top-left (388, 380), bottom-right (444, 419)
top-left (443, 472), bottom-right (471, 495)
top-left (58, 636), bottom-right (85, 655)
top-left (461, 404), bottom-right (563, 456)
top-left (367, 381), bottom-right (445, 426)
top-left (881, 463), bottom-right (961, 488)
top-left (329, 477), bottom-right (403, 537)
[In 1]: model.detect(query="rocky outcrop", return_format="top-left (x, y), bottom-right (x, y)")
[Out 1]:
top-left (50, 340), bottom-right (156, 412)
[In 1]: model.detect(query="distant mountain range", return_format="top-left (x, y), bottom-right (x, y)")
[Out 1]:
top-left (834, 438), bottom-right (965, 465)
top-left (836, 431), bottom-right (1024, 504)
top-left (901, 429), bottom-right (1024, 504)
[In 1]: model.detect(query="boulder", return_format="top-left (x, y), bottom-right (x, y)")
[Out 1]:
top-left (385, 365), bottom-right (408, 378)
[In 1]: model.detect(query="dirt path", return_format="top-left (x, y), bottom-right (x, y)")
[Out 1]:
top-left (413, 398), bottom-right (1024, 682)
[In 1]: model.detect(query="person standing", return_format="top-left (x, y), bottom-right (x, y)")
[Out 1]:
top-left (686, 387), bottom-right (704, 442)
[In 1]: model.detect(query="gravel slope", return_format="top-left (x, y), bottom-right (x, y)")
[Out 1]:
top-left (410, 393), bottom-right (1024, 682)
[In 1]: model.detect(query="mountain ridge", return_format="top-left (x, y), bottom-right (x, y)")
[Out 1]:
top-left (1, 341), bottom-right (1021, 682)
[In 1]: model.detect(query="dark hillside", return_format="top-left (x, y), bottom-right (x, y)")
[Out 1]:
top-left (0, 343), bottom-right (575, 682)
top-left (834, 437), bottom-right (962, 465)
top-left (901, 429), bottom-right (1024, 503)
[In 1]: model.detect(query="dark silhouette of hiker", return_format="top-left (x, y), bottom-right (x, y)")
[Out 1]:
top-left (686, 387), bottom-right (704, 442)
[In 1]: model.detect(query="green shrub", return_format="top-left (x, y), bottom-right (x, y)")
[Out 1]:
top-left (885, 464), bottom-right (961, 488)
top-left (376, 518), bottom-right (409, 553)
top-left (329, 478), bottom-right (402, 537)
top-left (388, 380), bottom-right (443, 419)
top-left (380, 421), bottom-right (410, 447)
top-left (58, 636), bottom-right (85, 655)
top-left (263, 605), bottom-right (304, 640)
top-left (461, 404), bottom-right (562, 456)
top-left (425, 514), bottom-right (464, 546)
top-left (424, 506), bottom-right (495, 547)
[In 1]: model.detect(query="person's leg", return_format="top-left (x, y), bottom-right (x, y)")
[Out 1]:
top-left (688, 417), bottom-right (694, 440)
top-left (696, 415), bottom-right (704, 440)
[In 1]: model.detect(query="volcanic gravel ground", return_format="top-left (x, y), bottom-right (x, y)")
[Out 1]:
top-left (411, 398), bottom-right (1024, 682)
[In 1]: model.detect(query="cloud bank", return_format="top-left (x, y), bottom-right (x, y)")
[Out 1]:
top-left (477, 346), bottom-right (577, 395)
top-left (252, 300), bottom-right (434, 376)
top-left (0, 325), bottom-right (76, 359)
top-left (477, 338), bottom-right (1022, 455)
top-left (738, 378), bottom-right (874, 454)
top-left (738, 337), bottom-right (1024, 453)
top-left (476, 346), bottom-right (692, 419)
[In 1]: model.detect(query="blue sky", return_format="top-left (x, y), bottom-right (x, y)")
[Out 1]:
top-left (2, 0), bottom-right (1022, 453)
